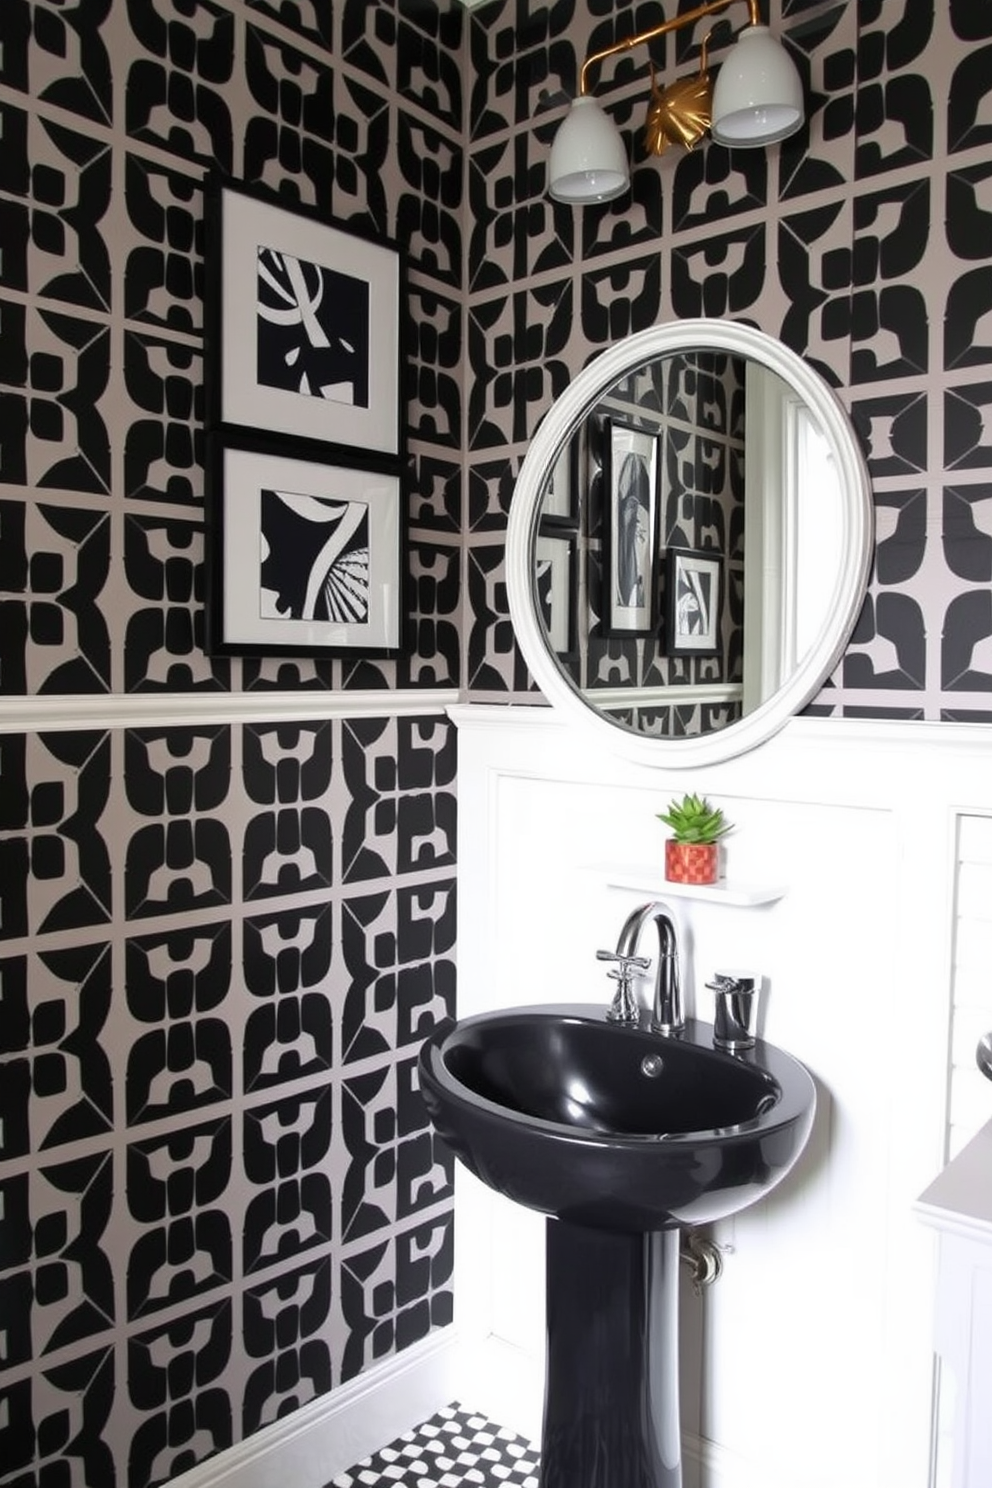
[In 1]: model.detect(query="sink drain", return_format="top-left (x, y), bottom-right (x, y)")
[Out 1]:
top-left (640, 1054), bottom-right (664, 1078)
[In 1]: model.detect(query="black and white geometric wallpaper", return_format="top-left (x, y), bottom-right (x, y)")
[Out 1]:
top-left (0, 0), bottom-right (464, 697)
top-left (566, 351), bottom-right (746, 738)
top-left (0, 717), bottom-right (457, 1488)
top-left (464, 0), bottom-right (992, 724)
top-left (0, 2), bottom-right (461, 1485)
top-left (3, 1), bottom-right (992, 1486)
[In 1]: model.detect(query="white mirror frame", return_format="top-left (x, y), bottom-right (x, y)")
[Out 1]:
top-left (506, 318), bottom-right (874, 768)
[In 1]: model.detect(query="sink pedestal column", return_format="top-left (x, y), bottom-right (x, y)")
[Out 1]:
top-left (541, 1219), bottom-right (681, 1488)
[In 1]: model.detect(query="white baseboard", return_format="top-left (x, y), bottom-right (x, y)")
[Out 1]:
top-left (167, 1328), bottom-right (463, 1488)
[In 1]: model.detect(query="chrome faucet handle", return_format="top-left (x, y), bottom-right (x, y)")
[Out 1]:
top-left (706, 970), bottom-right (758, 1050)
top-left (597, 950), bottom-right (652, 972)
top-left (596, 950), bottom-right (651, 1024)
top-left (705, 972), bottom-right (755, 995)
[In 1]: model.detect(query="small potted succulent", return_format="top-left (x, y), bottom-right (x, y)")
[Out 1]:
top-left (657, 792), bottom-right (733, 885)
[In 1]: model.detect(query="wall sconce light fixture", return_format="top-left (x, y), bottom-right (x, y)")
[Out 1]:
top-left (548, 0), bottom-right (804, 203)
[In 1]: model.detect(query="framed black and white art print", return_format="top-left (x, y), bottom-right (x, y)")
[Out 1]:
top-left (665, 548), bottom-right (722, 657)
top-left (205, 433), bottom-right (402, 657)
top-left (601, 420), bottom-right (660, 637)
top-left (207, 179), bottom-right (401, 459)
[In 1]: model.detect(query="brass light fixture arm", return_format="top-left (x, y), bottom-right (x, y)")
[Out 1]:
top-left (578, 0), bottom-right (760, 97)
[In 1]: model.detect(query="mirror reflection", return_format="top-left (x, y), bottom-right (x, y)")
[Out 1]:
top-left (533, 348), bottom-right (842, 740)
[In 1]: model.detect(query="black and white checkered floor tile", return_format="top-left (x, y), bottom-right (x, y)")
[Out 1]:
top-left (328, 1403), bottom-right (540, 1487)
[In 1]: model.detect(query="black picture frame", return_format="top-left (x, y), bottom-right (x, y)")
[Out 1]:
top-left (205, 430), bottom-right (403, 657)
top-left (542, 439), bottom-right (579, 522)
top-left (535, 527), bottom-right (577, 657)
top-left (205, 177), bottom-right (402, 460)
top-left (601, 420), bottom-right (660, 637)
top-left (665, 548), bottom-right (722, 657)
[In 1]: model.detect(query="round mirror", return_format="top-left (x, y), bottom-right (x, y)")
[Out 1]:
top-left (506, 319), bottom-right (873, 768)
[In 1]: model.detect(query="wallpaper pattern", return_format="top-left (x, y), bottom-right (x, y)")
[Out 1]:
top-left (544, 350), bottom-right (745, 737)
top-left (464, 0), bottom-right (992, 726)
top-left (0, 2), bottom-right (461, 1485)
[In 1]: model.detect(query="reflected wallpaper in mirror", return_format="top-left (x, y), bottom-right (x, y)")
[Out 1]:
top-left (533, 348), bottom-right (841, 741)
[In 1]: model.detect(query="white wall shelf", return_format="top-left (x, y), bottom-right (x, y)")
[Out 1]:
top-left (596, 864), bottom-right (786, 907)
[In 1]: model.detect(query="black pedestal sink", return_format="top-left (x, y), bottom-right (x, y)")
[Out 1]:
top-left (418, 1004), bottom-right (816, 1488)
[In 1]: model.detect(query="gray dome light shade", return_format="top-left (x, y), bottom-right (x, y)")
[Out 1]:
top-left (548, 96), bottom-right (630, 203)
top-left (710, 24), bottom-right (804, 146)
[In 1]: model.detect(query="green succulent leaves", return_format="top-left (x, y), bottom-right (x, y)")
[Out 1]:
top-left (657, 792), bottom-right (733, 845)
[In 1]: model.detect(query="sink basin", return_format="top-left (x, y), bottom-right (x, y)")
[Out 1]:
top-left (420, 1003), bottom-right (817, 1487)
top-left (418, 1002), bottom-right (816, 1231)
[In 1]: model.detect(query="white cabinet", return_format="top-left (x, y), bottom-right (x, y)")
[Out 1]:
top-left (916, 1119), bottom-right (992, 1488)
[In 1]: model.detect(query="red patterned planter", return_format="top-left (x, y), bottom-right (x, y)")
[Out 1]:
top-left (665, 839), bottom-right (719, 885)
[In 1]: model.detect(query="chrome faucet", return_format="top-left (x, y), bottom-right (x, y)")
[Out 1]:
top-left (596, 900), bottom-right (684, 1034)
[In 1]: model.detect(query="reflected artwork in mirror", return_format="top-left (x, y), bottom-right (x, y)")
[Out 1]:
top-left (506, 320), bottom-right (874, 768)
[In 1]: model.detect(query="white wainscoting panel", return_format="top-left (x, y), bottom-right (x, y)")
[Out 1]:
top-left (949, 815), bottom-right (992, 1157)
top-left (448, 706), bottom-right (992, 1488)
